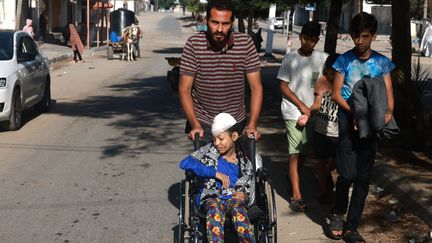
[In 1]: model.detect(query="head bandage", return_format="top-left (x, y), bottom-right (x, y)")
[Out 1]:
top-left (211, 113), bottom-right (237, 136)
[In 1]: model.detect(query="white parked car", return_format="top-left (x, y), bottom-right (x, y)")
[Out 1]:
top-left (274, 17), bottom-right (287, 29)
top-left (0, 30), bottom-right (51, 131)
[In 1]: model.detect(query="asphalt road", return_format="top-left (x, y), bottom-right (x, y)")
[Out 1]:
top-left (0, 12), bottom-right (189, 243)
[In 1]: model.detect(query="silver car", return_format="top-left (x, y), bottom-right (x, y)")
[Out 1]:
top-left (0, 30), bottom-right (51, 131)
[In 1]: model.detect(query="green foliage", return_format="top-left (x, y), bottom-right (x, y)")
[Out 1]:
top-left (159, 0), bottom-right (176, 9)
top-left (409, 0), bottom-right (426, 19)
top-left (180, 0), bottom-right (205, 14)
top-left (412, 55), bottom-right (431, 99)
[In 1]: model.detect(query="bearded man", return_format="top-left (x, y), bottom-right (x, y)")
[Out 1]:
top-left (179, 0), bottom-right (263, 143)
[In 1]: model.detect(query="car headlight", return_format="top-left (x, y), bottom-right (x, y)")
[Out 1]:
top-left (0, 78), bottom-right (6, 88)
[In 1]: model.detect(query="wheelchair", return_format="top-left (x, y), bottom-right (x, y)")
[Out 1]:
top-left (178, 134), bottom-right (277, 243)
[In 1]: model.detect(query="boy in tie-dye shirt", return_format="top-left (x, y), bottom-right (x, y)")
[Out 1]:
top-left (329, 12), bottom-right (395, 243)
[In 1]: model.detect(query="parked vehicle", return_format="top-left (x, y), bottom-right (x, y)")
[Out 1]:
top-left (0, 30), bottom-right (51, 131)
top-left (274, 17), bottom-right (287, 29)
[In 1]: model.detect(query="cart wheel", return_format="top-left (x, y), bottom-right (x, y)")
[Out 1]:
top-left (107, 46), bottom-right (113, 60)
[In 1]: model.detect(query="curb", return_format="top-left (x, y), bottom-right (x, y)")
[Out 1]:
top-left (371, 161), bottom-right (432, 227)
top-left (47, 53), bottom-right (73, 65)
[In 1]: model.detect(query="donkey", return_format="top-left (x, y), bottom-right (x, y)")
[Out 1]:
top-left (121, 24), bottom-right (141, 61)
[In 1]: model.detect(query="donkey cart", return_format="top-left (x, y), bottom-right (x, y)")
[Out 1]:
top-left (107, 8), bottom-right (140, 60)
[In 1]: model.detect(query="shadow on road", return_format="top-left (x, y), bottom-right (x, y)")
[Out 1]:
top-left (49, 75), bottom-right (189, 158)
top-left (153, 47), bottom-right (183, 54)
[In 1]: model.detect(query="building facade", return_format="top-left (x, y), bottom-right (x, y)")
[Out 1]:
top-left (0, 0), bottom-right (146, 44)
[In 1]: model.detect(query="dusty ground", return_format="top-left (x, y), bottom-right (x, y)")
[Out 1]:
top-left (361, 191), bottom-right (430, 242)
top-left (360, 129), bottom-right (432, 243)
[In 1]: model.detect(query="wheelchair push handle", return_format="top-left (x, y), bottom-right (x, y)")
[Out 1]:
top-left (248, 133), bottom-right (256, 171)
top-left (193, 133), bottom-right (200, 151)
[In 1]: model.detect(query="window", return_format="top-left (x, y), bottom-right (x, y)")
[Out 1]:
top-left (20, 36), bottom-right (38, 55)
top-left (0, 33), bottom-right (13, 60)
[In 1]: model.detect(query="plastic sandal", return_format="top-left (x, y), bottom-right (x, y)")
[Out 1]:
top-left (289, 198), bottom-right (307, 212)
top-left (329, 213), bottom-right (344, 240)
top-left (343, 230), bottom-right (366, 243)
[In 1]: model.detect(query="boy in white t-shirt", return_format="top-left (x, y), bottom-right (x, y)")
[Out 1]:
top-left (277, 21), bottom-right (328, 212)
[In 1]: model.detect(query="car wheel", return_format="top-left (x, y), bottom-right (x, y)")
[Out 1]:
top-left (36, 77), bottom-right (51, 113)
top-left (5, 89), bottom-right (22, 131)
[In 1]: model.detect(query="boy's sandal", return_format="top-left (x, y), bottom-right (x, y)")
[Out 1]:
top-left (343, 230), bottom-right (366, 243)
top-left (289, 198), bottom-right (307, 212)
top-left (329, 214), bottom-right (344, 240)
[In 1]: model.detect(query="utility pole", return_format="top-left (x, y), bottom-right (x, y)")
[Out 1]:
top-left (15, 0), bottom-right (23, 30)
top-left (87, 0), bottom-right (90, 48)
top-left (264, 3), bottom-right (276, 59)
top-left (423, 0), bottom-right (428, 19)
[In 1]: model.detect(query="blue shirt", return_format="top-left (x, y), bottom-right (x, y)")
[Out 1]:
top-left (179, 155), bottom-right (240, 205)
top-left (332, 48), bottom-right (395, 100)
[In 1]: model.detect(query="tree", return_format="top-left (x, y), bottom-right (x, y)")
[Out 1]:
top-left (180, 0), bottom-right (204, 17)
top-left (324, 0), bottom-right (343, 54)
top-left (159, 0), bottom-right (176, 10)
top-left (409, 0), bottom-right (426, 19)
top-left (233, 0), bottom-right (271, 34)
top-left (391, 0), bottom-right (427, 146)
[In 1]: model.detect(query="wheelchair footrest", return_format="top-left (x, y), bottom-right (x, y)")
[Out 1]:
top-left (248, 205), bottom-right (265, 222)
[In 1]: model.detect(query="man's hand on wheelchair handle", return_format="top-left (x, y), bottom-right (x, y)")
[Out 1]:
top-left (245, 126), bottom-right (261, 141)
top-left (216, 172), bottom-right (230, 189)
top-left (188, 127), bottom-right (204, 141)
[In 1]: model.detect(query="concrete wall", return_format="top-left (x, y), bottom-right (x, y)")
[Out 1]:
top-left (0, 0), bottom-right (16, 30)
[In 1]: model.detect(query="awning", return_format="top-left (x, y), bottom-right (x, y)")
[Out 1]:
top-left (92, 1), bottom-right (114, 10)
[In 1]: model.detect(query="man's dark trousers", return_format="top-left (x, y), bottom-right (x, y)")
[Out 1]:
top-left (333, 110), bottom-right (377, 231)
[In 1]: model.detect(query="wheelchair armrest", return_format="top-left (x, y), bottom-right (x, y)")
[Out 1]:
top-left (256, 167), bottom-right (270, 181)
top-left (185, 170), bottom-right (198, 182)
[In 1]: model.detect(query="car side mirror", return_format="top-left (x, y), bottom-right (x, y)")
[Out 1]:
top-left (18, 52), bottom-right (36, 62)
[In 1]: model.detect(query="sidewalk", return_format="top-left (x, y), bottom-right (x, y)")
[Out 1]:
top-left (39, 42), bottom-right (72, 65)
top-left (39, 42), bottom-right (105, 65)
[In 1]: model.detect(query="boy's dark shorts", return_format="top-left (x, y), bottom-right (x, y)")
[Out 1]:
top-left (313, 131), bottom-right (338, 160)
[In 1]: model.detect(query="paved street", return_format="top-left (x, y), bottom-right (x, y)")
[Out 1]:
top-left (0, 12), bottom-right (431, 243)
top-left (0, 13), bottom-right (191, 243)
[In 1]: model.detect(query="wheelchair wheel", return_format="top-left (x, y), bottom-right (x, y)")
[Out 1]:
top-left (264, 181), bottom-right (277, 243)
top-left (254, 179), bottom-right (277, 243)
top-left (178, 179), bottom-right (192, 243)
top-left (178, 180), bottom-right (186, 243)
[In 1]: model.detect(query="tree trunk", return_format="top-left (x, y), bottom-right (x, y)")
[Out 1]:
top-left (324, 0), bottom-right (343, 54)
top-left (16, 0), bottom-right (23, 30)
top-left (355, 0), bottom-right (362, 14)
top-left (247, 8), bottom-right (253, 35)
top-left (238, 9), bottom-right (245, 33)
top-left (392, 0), bottom-right (426, 148)
top-left (288, 5), bottom-right (295, 32)
top-left (312, 2), bottom-right (319, 22)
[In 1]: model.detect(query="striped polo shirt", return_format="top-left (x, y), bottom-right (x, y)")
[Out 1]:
top-left (180, 31), bottom-right (261, 126)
